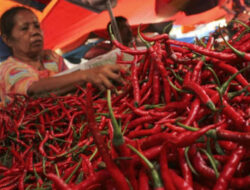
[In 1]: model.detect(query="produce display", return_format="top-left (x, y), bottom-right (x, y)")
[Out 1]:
top-left (0, 20), bottom-right (249, 190)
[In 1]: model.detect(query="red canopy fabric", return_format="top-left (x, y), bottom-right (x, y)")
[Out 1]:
top-left (0, 0), bottom-right (230, 53)
top-left (41, 0), bottom-right (159, 52)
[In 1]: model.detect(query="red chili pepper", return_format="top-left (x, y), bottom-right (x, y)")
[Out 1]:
top-left (139, 88), bottom-right (152, 105)
top-left (183, 80), bottom-right (217, 111)
top-left (141, 54), bottom-right (151, 80)
top-left (139, 132), bottom-right (169, 150)
top-left (10, 148), bottom-right (25, 166)
top-left (203, 88), bottom-right (246, 130)
top-left (0, 165), bottom-right (8, 173)
top-left (167, 39), bottom-right (250, 61)
top-left (171, 46), bottom-right (191, 54)
top-left (139, 168), bottom-right (150, 190)
top-left (141, 75), bottom-right (155, 98)
top-left (169, 169), bottom-right (194, 190)
top-left (0, 183), bottom-right (19, 190)
top-left (213, 145), bottom-right (246, 190)
top-left (218, 140), bottom-right (238, 152)
top-left (127, 144), bottom-right (164, 190)
top-left (127, 114), bottom-right (162, 130)
top-left (53, 111), bottom-right (84, 138)
top-left (167, 122), bottom-right (218, 147)
top-left (230, 24), bottom-right (246, 42)
top-left (107, 90), bottom-right (131, 162)
top-left (164, 41), bottom-right (192, 63)
top-left (193, 182), bottom-right (210, 190)
top-left (164, 123), bottom-right (186, 132)
top-left (66, 157), bottom-right (83, 184)
top-left (154, 42), bottom-right (171, 103)
top-left (72, 170), bottom-right (110, 190)
top-left (132, 145), bottom-right (163, 164)
top-left (239, 40), bottom-right (250, 52)
top-left (221, 98), bottom-right (246, 129)
top-left (213, 60), bottom-right (249, 91)
top-left (234, 160), bottom-right (250, 177)
top-left (0, 175), bottom-right (20, 189)
top-left (190, 145), bottom-right (216, 180)
top-left (155, 112), bottom-right (177, 124)
top-left (39, 130), bottom-right (50, 157)
top-left (161, 93), bottom-right (192, 112)
top-left (178, 147), bottom-right (193, 187)
top-left (136, 54), bottom-right (148, 79)
top-left (152, 64), bottom-right (161, 104)
top-left (62, 159), bottom-right (81, 182)
top-left (138, 31), bottom-right (172, 104)
top-left (8, 136), bottom-right (29, 149)
top-left (160, 144), bottom-right (176, 190)
top-left (125, 161), bottom-right (139, 190)
top-left (112, 86), bottom-right (132, 106)
top-left (15, 106), bottom-right (26, 128)
top-left (213, 129), bottom-right (250, 146)
top-left (128, 125), bottom-right (163, 139)
top-left (138, 28), bottom-right (169, 42)
top-left (131, 55), bottom-right (140, 105)
top-left (48, 144), bottom-right (61, 155)
top-left (125, 101), bottom-right (166, 117)
top-left (231, 95), bottom-right (250, 103)
top-left (111, 33), bottom-right (147, 55)
top-left (46, 173), bottom-right (72, 190)
top-left (192, 57), bottom-right (205, 84)
top-left (85, 83), bottom-right (130, 190)
top-left (184, 98), bottom-right (201, 126)
top-left (230, 176), bottom-right (250, 189)
top-left (18, 169), bottom-right (26, 190)
top-left (219, 28), bottom-right (250, 61)
top-left (81, 154), bottom-right (95, 177)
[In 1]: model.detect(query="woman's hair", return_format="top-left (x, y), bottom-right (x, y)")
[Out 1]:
top-left (106, 16), bottom-right (128, 31)
top-left (0, 6), bottom-right (33, 38)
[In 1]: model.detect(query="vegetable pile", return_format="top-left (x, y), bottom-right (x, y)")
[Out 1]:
top-left (0, 20), bottom-right (249, 190)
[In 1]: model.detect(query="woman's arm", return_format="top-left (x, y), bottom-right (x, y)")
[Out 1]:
top-left (27, 64), bottom-right (124, 96)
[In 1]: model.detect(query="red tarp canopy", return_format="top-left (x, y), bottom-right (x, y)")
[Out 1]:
top-left (0, 0), bottom-right (230, 52)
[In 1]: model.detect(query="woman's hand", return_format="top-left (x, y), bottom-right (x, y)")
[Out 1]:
top-left (80, 64), bottom-right (125, 91)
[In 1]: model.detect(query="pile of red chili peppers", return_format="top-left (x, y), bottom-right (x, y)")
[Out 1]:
top-left (0, 20), bottom-right (249, 190)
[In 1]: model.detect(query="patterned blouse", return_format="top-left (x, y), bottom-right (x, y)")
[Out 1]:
top-left (0, 56), bottom-right (68, 106)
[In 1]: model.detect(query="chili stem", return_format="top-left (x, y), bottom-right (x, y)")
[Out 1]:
top-left (127, 144), bottom-right (163, 189)
top-left (217, 65), bottom-right (250, 97)
top-left (230, 19), bottom-right (250, 29)
top-left (199, 148), bottom-right (220, 178)
top-left (107, 90), bottom-right (124, 146)
top-left (184, 147), bottom-right (199, 176)
top-left (219, 27), bottom-right (245, 57)
top-left (65, 157), bottom-right (82, 184)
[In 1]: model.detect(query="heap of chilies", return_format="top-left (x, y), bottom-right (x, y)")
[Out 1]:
top-left (0, 21), bottom-right (249, 190)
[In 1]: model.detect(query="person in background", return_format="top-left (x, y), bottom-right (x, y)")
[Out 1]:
top-left (0, 6), bottom-right (124, 105)
top-left (83, 16), bottom-right (134, 60)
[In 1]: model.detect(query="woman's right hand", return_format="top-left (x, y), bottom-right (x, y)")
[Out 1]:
top-left (80, 64), bottom-right (125, 91)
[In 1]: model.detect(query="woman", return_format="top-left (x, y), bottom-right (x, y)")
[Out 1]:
top-left (0, 6), bottom-right (124, 105)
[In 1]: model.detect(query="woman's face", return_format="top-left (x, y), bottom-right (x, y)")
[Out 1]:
top-left (6, 10), bottom-right (44, 58)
